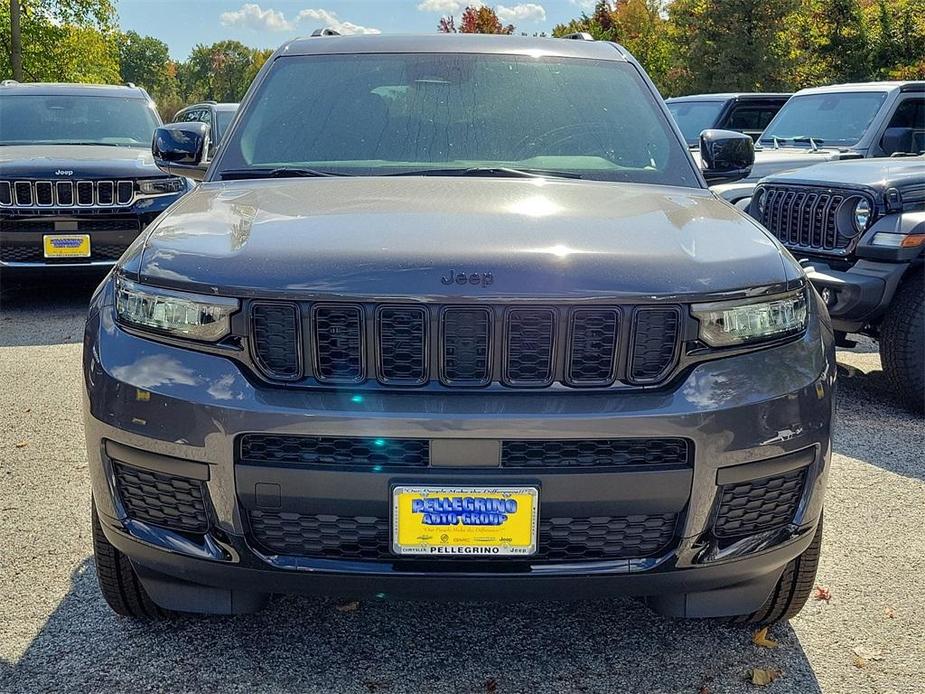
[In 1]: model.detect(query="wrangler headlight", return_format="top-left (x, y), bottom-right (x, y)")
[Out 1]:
top-left (692, 288), bottom-right (808, 347)
top-left (138, 177), bottom-right (186, 196)
top-left (115, 277), bottom-right (238, 342)
top-left (853, 198), bottom-right (871, 231)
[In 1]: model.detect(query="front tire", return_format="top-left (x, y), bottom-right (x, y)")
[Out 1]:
top-left (735, 515), bottom-right (823, 625)
top-left (880, 274), bottom-right (924, 414)
top-left (91, 501), bottom-right (167, 619)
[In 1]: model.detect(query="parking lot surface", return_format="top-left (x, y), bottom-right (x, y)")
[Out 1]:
top-left (1, 277), bottom-right (923, 694)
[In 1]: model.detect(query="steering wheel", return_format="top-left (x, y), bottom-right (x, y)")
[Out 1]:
top-left (511, 122), bottom-right (616, 160)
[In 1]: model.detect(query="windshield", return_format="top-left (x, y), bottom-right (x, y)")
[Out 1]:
top-left (759, 92), bottom-right (888, 148)
top-left (666, 100), bottom-right (725, 146)
top-left (217, 53), bottom-right (698, 187)
top-left (0, 94), bottom-right (160, 147)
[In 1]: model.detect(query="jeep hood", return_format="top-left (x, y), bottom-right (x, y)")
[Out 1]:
top-left (137, 177), bottom-right (795, 299)
top-left (0, 144), bottom-right (161, 179)
top-left (762, 155), bottom-right (925, 193)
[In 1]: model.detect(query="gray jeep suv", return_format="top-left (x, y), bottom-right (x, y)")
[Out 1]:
top-left (84, 34), bottom-right (834, 624)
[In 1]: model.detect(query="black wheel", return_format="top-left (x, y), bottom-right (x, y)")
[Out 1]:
top-left (91, 501), bottom-right (168, 619)
top-left (734, 515), bottom-right (823, 625)
top-left (880, 273), bottom-right (924, 414)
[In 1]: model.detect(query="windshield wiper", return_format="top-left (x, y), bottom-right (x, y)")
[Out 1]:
top-left (387, 166), bottom-right (582, 179)
top-left (219, 167), bottom-right (345, 180)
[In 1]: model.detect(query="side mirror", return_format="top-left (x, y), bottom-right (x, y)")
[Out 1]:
top-left (153, 122), bottom-right (210, 180)
top-left (881, 127), bottom-right (914, 156)
top-left (699, 129), bottom-right (755, 185)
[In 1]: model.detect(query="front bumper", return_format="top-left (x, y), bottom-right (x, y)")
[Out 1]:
top-left (800, 257), bottom-right (909, 332)
top-left (0, 195), bottom-right (178, 270)
top-left (84, 296), bottom-right (835, 617)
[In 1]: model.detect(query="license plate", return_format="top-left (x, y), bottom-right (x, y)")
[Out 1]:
top-left (43, 234), bottom-right (91, 258)
top-left (391, 485), bottom-right (539, 556)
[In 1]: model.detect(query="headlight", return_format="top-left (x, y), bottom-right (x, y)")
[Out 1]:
top-left (853, 198), bottom-right (871, 231)
top-left (138, 177), bottom-right (186, 196)
top-left (692, 288), bottom-right (808, 347)
top-left (754, 188), bottom-right (766, 216)
top-left (115, 277), bottom-right (238, 342)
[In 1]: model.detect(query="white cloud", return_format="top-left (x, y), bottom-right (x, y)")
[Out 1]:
top-left (496, 3), bottom-right (546, 22)
top-left (417, 0), bottom-right (465, 12)
top-left (296, 8), bottom-right (381, 34)
top-left (220, 3), bottom-right (294, 31)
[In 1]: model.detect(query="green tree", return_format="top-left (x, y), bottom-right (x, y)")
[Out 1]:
top-left (1, 0), bottom-right (119, 82)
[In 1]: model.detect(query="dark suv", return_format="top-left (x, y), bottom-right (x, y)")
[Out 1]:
top-left (84, 34), bottom-right (834, 624)
top-left (0, 82), bottom-right (189, 270)
top-left (750, 155), bottom-right (924, 412)
top-left (666, 93), bottom-right (791, 146)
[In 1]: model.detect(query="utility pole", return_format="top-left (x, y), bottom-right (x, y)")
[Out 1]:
top-left (10, 0), bottom-right (23, 81)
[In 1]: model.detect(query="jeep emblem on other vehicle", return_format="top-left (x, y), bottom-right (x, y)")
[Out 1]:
top-left (441, 269), bottom-right (494, 287)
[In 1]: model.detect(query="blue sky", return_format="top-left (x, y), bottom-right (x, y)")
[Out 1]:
top-left (117, 1), bottom-right (595, 59)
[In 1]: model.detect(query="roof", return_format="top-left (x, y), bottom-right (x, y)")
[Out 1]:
top-left (181, 102), bottom-right (239, 111)
top-left (0, 81), bottom-right (149, 98)
top-left (793, 81), bottom-right (924, 96)
top-left (666, 93), bottom-right (791, 102)
top-left (278, 33), bottom-right (628, 61)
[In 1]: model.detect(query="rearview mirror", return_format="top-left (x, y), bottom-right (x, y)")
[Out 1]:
top-left (153, 122), bottom-right (210, 180)
top-left (700, 129), bottom-right (755, 185)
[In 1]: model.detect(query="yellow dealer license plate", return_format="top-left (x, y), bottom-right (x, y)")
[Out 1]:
top-left (43, 234), bottom-right (91, 258)
top-left (391, 485), bottom-right (539, 557)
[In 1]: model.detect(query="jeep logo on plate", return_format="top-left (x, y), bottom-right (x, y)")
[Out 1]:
top-left (55, 170), bottom-right (74, 176)
top-left (440, 269), bottom-right (494, 287)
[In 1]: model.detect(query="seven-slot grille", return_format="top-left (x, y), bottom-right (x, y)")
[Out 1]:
top-left (0, 179), bottom-right (135, 207)
top-left (756, 185), bottom-right (862, 253)
top-left (250, 302), bottom-right (683, 389)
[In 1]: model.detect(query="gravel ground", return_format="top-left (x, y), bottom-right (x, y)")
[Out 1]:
top-left (1, 276), bottom-right (923, 694)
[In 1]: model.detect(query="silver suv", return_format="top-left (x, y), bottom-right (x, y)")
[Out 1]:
top-left (84, 33), bottom-right (834, 624)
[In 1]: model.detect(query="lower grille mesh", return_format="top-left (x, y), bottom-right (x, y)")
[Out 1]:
top-left (113, 463), bottom-right (209, 533)
top-left (502, 438), bottom-right (691, 469)
top-left (713, 467), bottom-right (807, 538)
top-left (248, 511), bottom-right (678, 561)
top-left (240, 434), bottom-right (429, 468)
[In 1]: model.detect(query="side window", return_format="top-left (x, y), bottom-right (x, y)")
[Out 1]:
top-left (184, 109), bottom-right (204, 123)
top-left (726, 106), bottom-right (779, 131)
top-left (883, 96), bottom-right (925, 154)
top-left (201, 109), bottom-right (213, 127)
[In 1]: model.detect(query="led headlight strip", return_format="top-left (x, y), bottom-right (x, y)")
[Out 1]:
top-left (692, 288), bottom-right (808, 348)
top-left (115, 277), bottom-right (238, 342)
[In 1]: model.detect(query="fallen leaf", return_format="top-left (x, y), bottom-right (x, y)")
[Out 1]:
top-left (813, 585), bottom-right (831, 602)
top-left (335, 599), bottom-right (359, 612)
top-left (852, 646), bottom-right (883, 662)
top-left (884, 607), bottom-right (895, 619)
top-left (484, 677), bottom-right (498, 693)
top-left (851, 654), bottom-right (867, 669)
top-left (752, 627), bottom-right (778, 649)
top-left (748, 668), bottom-right (780, 686)
top-left (23, 408), bottom-right (31, 413)
top-left (14, 442), bottom-right (28, 449)
top-left (698, 687), bottom-right (712, 694)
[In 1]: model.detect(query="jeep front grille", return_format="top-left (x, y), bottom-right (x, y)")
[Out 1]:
top-left (249, 302), bottom-right (683, 390)
top-left (0, 179), bottom-right (135, 208)
top-left (757, 185), bottom-right (867, 253)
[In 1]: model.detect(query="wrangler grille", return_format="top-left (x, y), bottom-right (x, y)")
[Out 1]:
top-left (249, 303), bottom-right (683, 389)
top-left (756, 185), bottom-right (866, 253)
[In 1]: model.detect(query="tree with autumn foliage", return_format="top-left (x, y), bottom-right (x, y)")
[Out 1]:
top-left (438, 5), bottom-right (514, 34)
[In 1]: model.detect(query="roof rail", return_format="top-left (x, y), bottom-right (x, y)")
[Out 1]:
top-left (310, 28), bottom-right (341, 37)
top-left (561, 32), bottom-right (594, 41)
top-left (124, 82), bottom-right (136, 88)
top-left (1, 79), bottom-right (19, 86)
